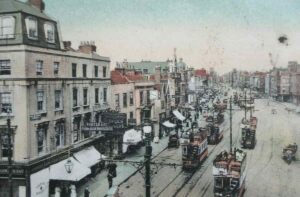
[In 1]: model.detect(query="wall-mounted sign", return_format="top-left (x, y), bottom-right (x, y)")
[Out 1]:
top-left (30, 114), bottom-right (41, 121)
top-left (81, 122), bottom-right (113, 132)
top-left (101, 112), bottom-right (127, 129)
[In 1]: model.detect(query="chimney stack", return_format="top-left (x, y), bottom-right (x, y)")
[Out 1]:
top-left (78, 41), bottom-right (97, 54)
top-left (28, 0), bottom-right (45, 12)
top-left (155, 66), bottom-right (161, 84)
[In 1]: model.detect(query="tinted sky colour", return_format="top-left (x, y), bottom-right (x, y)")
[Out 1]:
top-left (42, 0), bottom-right (300, 73)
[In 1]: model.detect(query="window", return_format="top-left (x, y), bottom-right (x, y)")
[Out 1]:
top-left (0, 92), bottom-right (12, 114)
top-left (143, 69), bottom-right (148, 74)
top-left (0, 60), bottom-right (11, 75)
top-left (129, 92), bottom-right (133, 105)
top-left (55, 122), bottom-right (65, 147)
top-left (95, 88), bottom-right (99, 104)
top-left (37, 91), bottom-right (45, 112)
top-left (103, 88), bottom-right (107, 103)
top-left (83, 88), bottom-right (88, 105)
top-left (36, 60), bottom-right (43, 75)
top-left (103, 66), bottom-right (107, 78)
top-left (123, 93), bottom-right (127, 108)
top-left (1, 133), bottom-right (13, 159)
top-left (25, 17), bottom-right (38, 39)
top-left (72, 63), bottom-right (77, 77)
top-left (83, 64), bottom-right (87, 77)
top-left (140, 91), bottom-right (144, 105)
top-left (0, 16), bottom-right (15, 39)
top-left (53, 62), bottom-right (59, 75)
top-left (44, 22), bottom-right (55, 43)
top-left (130, 111), bottom-right (133, 119)
top-left (73, 88), bottom-right (78, 107)
top-left (54, 90), bottom-right (62, 110)
top-left (94, 66), bottom-right (98, 77)
top-left (37, 127), bottom-right (47, 154)
top-left (115, 94), bottom-right (119, 107)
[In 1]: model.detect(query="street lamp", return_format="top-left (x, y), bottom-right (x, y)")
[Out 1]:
top-left (64, 158), bottom-right (74, 174)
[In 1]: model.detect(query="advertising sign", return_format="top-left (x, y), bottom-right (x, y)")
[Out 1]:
top-left (101, 112), bottom-right (127, 129)
top-left (30, 168), bottom-right (50, 197)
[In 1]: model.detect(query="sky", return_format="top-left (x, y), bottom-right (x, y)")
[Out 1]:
top-left (39, 0), bottom-right (300, 74)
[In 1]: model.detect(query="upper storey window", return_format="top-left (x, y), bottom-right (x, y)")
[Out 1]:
top-left (44, 22), bottom-right (55, 43)
top-left (0, 16), bottom-right (15, 39)
top-left (25, 17), bottom-right (38, 39)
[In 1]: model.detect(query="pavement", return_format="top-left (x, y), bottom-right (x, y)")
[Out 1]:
top-left (77, 122), bottom-right (171, 197)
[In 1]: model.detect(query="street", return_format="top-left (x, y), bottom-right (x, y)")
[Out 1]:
top-left (118, 99), bottom-right (300, 197)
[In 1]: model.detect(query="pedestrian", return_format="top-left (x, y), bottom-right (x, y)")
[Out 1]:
top-left (107, 172), bottom-right (113, 188)
top-left (199, 106), bottom-right (202, 114)
top-left (84, 186), bottom-right (90, 197)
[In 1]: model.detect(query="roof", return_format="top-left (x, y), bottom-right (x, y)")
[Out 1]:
top-left (195, 69), bottom-right (208, 77)
top-left (0, 0), bottom-right (53, 20)
top-left (126, 60), bottom-right (170, 74)
top-left (111, 70), bottom-right (129, 84)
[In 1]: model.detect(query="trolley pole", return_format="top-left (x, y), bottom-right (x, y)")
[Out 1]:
top-left (7, 118), bottom-right (13, 197)
top-left (229, 97), bottom-right (233, 153)
top-left (144, 130), bottom-right (152, 197)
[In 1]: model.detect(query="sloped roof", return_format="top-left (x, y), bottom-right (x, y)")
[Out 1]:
top-left (111, 70), bottom-right (129, 84)
top-left (0, 0), bottom-right (52, 20)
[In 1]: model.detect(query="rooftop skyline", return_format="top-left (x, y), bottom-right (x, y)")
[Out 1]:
top-left (40, 0), bottom-right (300, 74)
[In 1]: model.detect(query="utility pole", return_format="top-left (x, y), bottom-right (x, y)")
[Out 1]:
top-left (7, 117), bottom-right (13, 197)
top-left (144, 127), bottom-right (152, 197)
top-left (229, 97), bottom-right (233, 153)
top-left (250, 87), bottom-right (253, 118)
top-left (244, 90), bottom-right (247, 121)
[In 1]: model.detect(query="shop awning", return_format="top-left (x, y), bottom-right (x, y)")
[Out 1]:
top-left (173, 110), bottom-right (186, 121)
top-left (162, 121), bottom-right (176, 128)
top-left (73, 146), bottom-right (105, 168)
top-left (49, 157), bottom-right (91, 181)
top-left (123, 129), bottom-right (142, 145)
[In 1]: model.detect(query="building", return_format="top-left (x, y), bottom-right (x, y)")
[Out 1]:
top-left (0, 0), bottom-right (113, 196)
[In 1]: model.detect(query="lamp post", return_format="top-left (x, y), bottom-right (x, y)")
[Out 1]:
top-left (7, 117), bottom-right (13, 197)
top-left (64, 158), bottom-right (74, 174)
top-left (143, 126), bottom-right (152, 197)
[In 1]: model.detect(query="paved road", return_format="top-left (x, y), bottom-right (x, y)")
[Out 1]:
top-left (118, 99), bottom-right (300, 197)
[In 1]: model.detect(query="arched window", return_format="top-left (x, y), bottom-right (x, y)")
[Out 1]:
top-left (25, 16), bottom-right (38, 39)
top-left (0, 16), bottom-right (15, 39)
top-left (44, 22), bottom-right (55, 43)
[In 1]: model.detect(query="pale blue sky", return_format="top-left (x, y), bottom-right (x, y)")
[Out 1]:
top-left (42, 0), bottom-right (300, 73)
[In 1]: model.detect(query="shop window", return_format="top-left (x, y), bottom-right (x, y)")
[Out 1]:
top-left (25, 17), bottom-right (38, 39)
top-left (0, 16), bottom-right (15, 39)
top-left (0, 59), bottom-right (11, 75)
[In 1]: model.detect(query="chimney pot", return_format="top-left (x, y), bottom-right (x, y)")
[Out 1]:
top-left (28, 0), bottom-right (45, 12)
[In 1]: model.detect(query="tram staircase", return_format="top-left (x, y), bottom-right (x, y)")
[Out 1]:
top-left (230, 178), bottom-right (239, 191)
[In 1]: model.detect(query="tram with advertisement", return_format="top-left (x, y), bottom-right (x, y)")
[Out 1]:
top-left (182, 130), bottom-right (208, 170)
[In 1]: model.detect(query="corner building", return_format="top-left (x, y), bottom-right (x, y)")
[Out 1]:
top-left (0, 0), bottom-right (111, 196)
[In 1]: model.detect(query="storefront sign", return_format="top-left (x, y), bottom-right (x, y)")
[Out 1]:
top-left (30, 114), bottom-right (41, 121)
top-left (81, 122), bottom-right (113, 132)
top-left (101, 112), bottom-right (127, 129)
top-left (30, 168), bottom-right (50, 197)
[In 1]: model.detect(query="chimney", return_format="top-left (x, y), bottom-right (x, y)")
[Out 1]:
top-left (78, 41), bottom-right (97, 54)
top-left (155, 66), bottom-right (161, 84)
top-left (28, 0), bottom-right (45, 12)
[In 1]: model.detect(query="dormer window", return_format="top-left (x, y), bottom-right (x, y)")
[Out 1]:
top-left (44, 22), bottom-right (55, 43)
top-left (25, 17), bottom-right (38, 39)
top-left (0, 16), bottom-right (15, 39)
